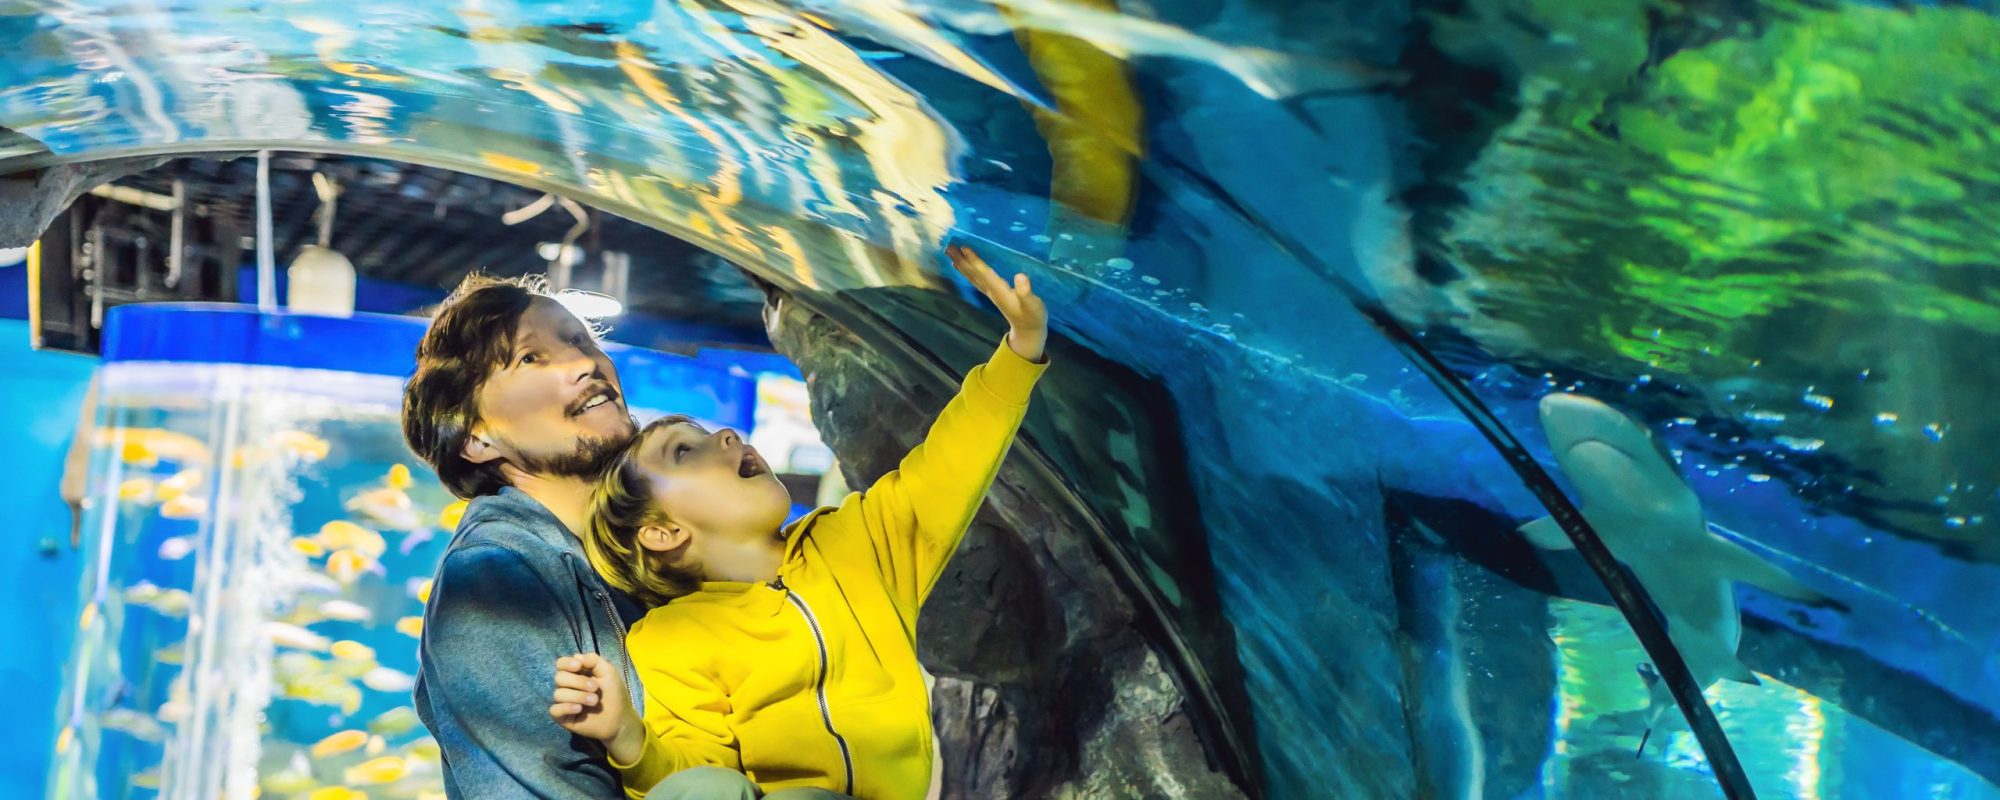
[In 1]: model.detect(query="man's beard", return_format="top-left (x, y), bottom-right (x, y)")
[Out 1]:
top-left (509, 428), bottom-right (630, 479)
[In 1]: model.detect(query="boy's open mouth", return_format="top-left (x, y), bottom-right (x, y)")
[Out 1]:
top-left (738, 446), bottom-right (769, 479)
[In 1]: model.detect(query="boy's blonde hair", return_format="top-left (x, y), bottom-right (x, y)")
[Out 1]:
top-left (585, 415), bottom-right (705, 609)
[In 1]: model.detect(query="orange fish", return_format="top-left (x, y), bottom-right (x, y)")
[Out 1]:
top-left (310, 729), bottom-right (368, 758)
top-left (343, 756), bottom-right (408, 785)
top-left (326, 549), bottom-right (372, 585)
top-left (439, 499), bottom-right (468, 530)
top-left (318, 521), bottom-right (386, 559)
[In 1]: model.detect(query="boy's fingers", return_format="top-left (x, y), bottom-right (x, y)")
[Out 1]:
top-left (576, 656), bottom-right (616, 682)
top-left (552, 688), bottom-right (598, 707)
top-left (549, 703), bottom-right (582, 721)
top-left (949, 248), bottom-right (1002, 289)
top-left (960, 260), bottom-right (995, 291)
top-left (554, 671), bottom-right (596, 692)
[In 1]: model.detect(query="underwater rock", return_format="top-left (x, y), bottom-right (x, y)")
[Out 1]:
top-left (761, 285), bottom-right (1250, 798)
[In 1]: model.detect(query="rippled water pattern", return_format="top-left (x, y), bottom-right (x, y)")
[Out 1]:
top-left (8, 0), bottom-right (2000, 798)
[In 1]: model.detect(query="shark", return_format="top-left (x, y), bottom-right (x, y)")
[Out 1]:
top-left (1524, 392), bottom-right (1839, 749)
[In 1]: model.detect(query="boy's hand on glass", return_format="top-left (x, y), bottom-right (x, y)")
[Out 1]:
top-left (949, 245), bottom-right (1048, 363)
top-left (550, 653), bottom-right (632, 747)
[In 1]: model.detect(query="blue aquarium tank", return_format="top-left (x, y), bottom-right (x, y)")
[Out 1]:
top-left (4, 0), bottom-right (1999, 798)
top-left (51, 304), bottom-right (769, 800)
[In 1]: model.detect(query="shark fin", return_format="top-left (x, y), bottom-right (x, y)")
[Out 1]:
top-left (1519, 516), bottom-right (1576, 550)
top-left (1708, 535), bottom-right (1840, 609)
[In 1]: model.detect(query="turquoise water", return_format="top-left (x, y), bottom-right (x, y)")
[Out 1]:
top-left (0, 319), bottom-right (98, 798)
top-left (4, 0), bottom-right (1999, 797)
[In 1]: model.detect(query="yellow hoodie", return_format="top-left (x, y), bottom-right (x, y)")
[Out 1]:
top-left (611, 340), bottom-right (1047, 800)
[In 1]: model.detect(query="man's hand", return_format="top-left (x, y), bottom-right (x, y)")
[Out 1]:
top-left (949, 245), bottom-right (1048, 363)
top-left (550, 653), bottom-right (643, 761)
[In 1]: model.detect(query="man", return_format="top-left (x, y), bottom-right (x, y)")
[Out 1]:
top-left (402, 274), bottom-right (642, 798)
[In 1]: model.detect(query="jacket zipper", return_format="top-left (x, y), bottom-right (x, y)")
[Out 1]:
top-left (594, 588), bottom-right (642, 713)
top-left (774, 576), bottom-right (854, 795)
top-left (568, 551), bottom-right (642, 714)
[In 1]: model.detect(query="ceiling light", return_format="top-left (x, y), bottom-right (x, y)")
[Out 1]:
top-left (537, 242), bottom-right (583, 266)
top-left (554, 289), bottom-right (622, 319)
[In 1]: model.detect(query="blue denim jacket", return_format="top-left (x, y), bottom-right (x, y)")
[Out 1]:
top-left (415, 486), bottom-right (646, 799)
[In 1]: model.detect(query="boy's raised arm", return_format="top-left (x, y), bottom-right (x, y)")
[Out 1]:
top-left (834, 246), bottom-right (1048, 613)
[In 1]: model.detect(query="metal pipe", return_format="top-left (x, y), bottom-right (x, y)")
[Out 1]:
top-left (603, 250), bottom-right (629, 303)
top-left (166, 179), bottom-right (184, 290)
top-left (313, 171), bottom-right (338, 248)
top-left (86, 183), bottom-right (180, 211)
top-left (255, 150), bottom-right (276, 311)
top-left (549, 195), bottom-right (589, 291)
top-left (88, 222), bottom-right (105, 331)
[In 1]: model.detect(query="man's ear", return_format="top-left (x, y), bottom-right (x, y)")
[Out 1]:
top-left (638, 524), bottom-right (691, 554)
top-left (460, 427), bottom-right (503, 465)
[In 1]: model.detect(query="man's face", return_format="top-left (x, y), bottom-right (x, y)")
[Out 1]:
top-left (469, 297), bottom-right (636, 478)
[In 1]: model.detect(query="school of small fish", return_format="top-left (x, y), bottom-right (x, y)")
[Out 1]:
top-left (93, 438), bottom-right (455, 796)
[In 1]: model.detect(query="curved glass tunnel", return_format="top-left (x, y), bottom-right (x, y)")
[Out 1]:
top-left (3, 0), bottom-right (1998, 798)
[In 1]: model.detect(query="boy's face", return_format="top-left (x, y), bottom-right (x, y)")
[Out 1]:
top-left (470, 298), bottom-right (636, 476)
top-left (635, 420), bottom-right (792, 544)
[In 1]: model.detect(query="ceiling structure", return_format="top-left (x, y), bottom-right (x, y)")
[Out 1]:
top-left (113, 153), bottom-right (769, 332)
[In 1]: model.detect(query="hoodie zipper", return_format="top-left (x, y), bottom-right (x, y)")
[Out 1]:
top-left (773, 576), bottom-right (854, 795)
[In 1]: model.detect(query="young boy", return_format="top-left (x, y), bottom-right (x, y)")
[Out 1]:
top-left (549, 246), bottom-right (1049, 800)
